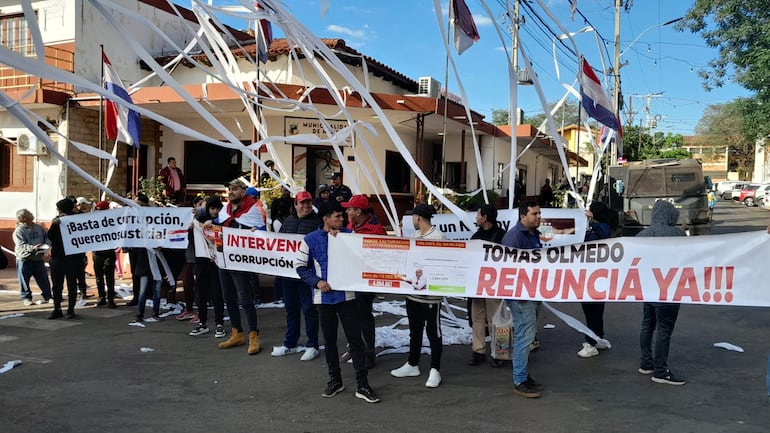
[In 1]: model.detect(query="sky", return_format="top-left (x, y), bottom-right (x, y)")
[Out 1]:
top-left (226, 0), bottom-right (751, 136)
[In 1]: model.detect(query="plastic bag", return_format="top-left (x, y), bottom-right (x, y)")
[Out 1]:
top-left (491, 300), bottom-right (513, 360)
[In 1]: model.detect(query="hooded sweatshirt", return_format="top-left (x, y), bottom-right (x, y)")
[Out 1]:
top-left (636, 200), bottom-right (686, 238)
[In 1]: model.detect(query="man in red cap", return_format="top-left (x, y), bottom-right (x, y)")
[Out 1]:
top-left (342, 195), bottom-right (386, 369)
top-left (93, 201), bottom-right (117, 308)
top-left (271, 190), bottom-right (322, 361)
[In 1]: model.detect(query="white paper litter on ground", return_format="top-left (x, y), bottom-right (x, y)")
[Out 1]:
top-left (115, 284), bottom-right (133, 299)
top-left (75, 300), bottom-right (88, 307)
top-left (143, 317), bottom-right (159, 323)
top-left (371, 300), bottom-right (471, 351)
top-left (543, 323), bottom-right (556, 329)
top-left (0, 313), bottom-right (24, 320)
top-left (714, 342), bottom-right (744, 352)
top-left (0, 360), bottom-right (22, 374)
top-left (542, 302), bottom-right (611, 349)
top-left (128, 322), bottom-right (146, 328)
top-left (257, 301), bottom-right (285, 309)
top-left (139, 347), bottom-right (155, 352)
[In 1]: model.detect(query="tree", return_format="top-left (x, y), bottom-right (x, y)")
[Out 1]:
top-left (490, 109), bottom-right (510, 126)
top-left (679, 1), bottom-right (770, 135)
top-left (490, 99), bottom-right (583, 128)
top-left (695, 100), bottom-right (755, 179)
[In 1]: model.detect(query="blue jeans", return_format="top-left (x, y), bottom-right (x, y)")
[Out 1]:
top-left (507, 300), bottom-right (541, 384)
top-left (137, 275), bottom-right (161, 318)
top-left (17, 259), bottom-right (52, 300)
top-left (218, 269), bottom-right (258, 333)
top-left (281, 278), bottom-right (318, 349)
top-left (640, 302), bottom-right (680, 377)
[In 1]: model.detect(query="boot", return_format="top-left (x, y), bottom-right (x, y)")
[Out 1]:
top-left (218, 328), bottom-right (245, 349)
top-left (247, 330), bottom-right (261, 355)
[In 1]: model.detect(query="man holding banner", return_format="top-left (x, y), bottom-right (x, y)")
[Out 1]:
top-left (501, 200), bottom-right (545, 398)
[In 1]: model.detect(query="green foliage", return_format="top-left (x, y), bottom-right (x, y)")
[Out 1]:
top-left (523, 99), bottom-right (582, 128)
top-left (658, 148), bottom-right (693, 160)
top-left (447, 189), bottom-right (500, 211)
top-left (138, 177), bottom-right (172, 205)
top-left (695, 99), bottom-right (755, 179)
top-left (491, 109), bottom-right (510, 126)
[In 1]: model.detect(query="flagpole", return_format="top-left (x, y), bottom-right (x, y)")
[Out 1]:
top-left (99, 45), bottom-right (104, 185)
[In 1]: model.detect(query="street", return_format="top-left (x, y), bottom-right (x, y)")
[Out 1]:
top-left (1, 200), bottom-right (769, 433)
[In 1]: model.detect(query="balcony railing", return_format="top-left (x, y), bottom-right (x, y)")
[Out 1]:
top-left (0, 45), bottom-right (75, 94)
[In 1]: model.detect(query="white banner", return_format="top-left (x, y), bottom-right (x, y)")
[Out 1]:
top-left (401, 208), bottom-right (587, 247)
top-left (221, 227), bottom-right (305, 278)
top-left (60, 208), bottom-right (194, 255)
top-left (328, 231), bottom-right (770, 307)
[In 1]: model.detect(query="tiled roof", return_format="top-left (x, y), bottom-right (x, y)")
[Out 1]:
top-left (146, 38), bottom-right (418, 93)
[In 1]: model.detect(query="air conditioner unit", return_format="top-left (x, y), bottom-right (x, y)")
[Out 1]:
top-left (417, 76), bottom-right (441, 98)
top-left (16, 130), bottom-right (46, 156)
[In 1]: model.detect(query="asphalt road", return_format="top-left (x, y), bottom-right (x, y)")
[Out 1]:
top-left (1, 200), bottom-right (769, 433)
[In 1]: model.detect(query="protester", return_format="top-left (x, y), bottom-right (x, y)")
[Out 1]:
top-left (271, 191), bottom-right (321, 360)
top-left (391, 203), bottom-right (445, 388)
top-left (260, 160), bottom-right (279, 186)
top-left (128, 196), bottom-right (162, 322)
top-left (74, 197), bottom-right (92, 300)
top-left (577, 201), bottom-right (613, 358)
top-left (637, 200), bottom-right (687, 386)
top-left (501, 200), bottom-right (545, 398)
top-left (467, 205), bottom-right (507, 367)
top-left (313, 185), bottom-right (331, 209)
top-left (93, 201), bottom-right (117, 308)
top-left (539, 179), bottom-right (553, 207)
top-left (212, 179), bottom-right (265, 355)
top-left (177, 196), bottom-right (205, 322)
top-left (342, 194), bottom-right (386, 369)
top-left (13, 208), bottom-right (52, 306)
top-left (126, 194), bottom-right (151, 306)
top-left (270, 187), bottom-right (294, 232)
top-left (159, 157), bottom-right (186, 205)
top-left (189, 197), bottom-right (226, 337)
top-left (296, 202), bottom-right (381, 403)
top-left (47, 198), bottom-right (82, 319)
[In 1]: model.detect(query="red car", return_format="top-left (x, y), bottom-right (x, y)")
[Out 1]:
top-left (738, 184), bottom-right (760, 205)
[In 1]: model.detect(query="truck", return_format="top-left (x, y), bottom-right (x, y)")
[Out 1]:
top-left (606, 158), bottom-right (711, 236)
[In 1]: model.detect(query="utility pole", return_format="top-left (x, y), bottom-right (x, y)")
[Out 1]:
top-left (511, 0), bottom-right (519, 125)
top-left (611, 0), bottom-right (622, 165)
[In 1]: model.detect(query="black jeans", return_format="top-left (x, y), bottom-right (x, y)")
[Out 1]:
top-left (640, 302), bottom-right (680, 376)
top-left (358, 293), bottom-right (376, 358)
top-left (406, 299), bottom-right (442, 371)
top-left (51, 256), bottom-right (80, 314)
top-left (581, 302), bottom-right (605, 345)
top-left (93, 251), bottom-right (116, 301)
top-left (194, 261), bottom-right (224, 327)
top-left (319, 299), bottom-right (368, 388)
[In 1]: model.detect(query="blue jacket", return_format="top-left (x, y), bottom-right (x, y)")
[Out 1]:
top-left (501, 221), bottom-right (541, 249)
top-left (296, 227), bottom-right (354, 305)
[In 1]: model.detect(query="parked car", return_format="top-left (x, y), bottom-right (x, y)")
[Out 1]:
top-left (716, 180), bottom-right (740, 196)
top-left (727, 182), bottom-right (752, 200)
top-left (722, 182), bottom-right (749, 200)
top-left (738, 184), bottom-right (761, 205)
top-left (754, 184), bottom-right (770, 208)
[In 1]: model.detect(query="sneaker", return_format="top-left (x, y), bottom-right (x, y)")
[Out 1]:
top-left (525, 376), bottom-right (545, 391)
top-left (65, 312), bottom-right (77, 320)
top-left (47, 310), bottom-right (64, 320)
top-left (355, 384), bottom-right (381, 403)
top-left (126, 300), bottom-right (138, 306)
top-left (390, 362), bottom-right (420, 378)
top-left (425, 368), bottom-right (441, 388)
top-left (301, 347), bottom-right (319, 361)
top-left (214, 324), bottom-right (226, 338)
top-left (513, 381), bottom-right (542, 398)
top-left (96, 298), bottom-right (107, 307)
top-left (151, 313), bottom-right (162, 322)
top-left (321, 381), bottom-right (344, 398)
top-left (594, 339), bottom-right (611, 350)
top-left (577, 342), bottom-right (599, 358)
top-left (191, 312), bottom-right (200, 324)
top-left (134, 315), bottom-right (144, 323)
top-left (23, 299), bottom-right (33, 306)
top-left (189, 324), bottom-right (210, 336)
top-left (176, 310), bottom-right (194, 321)
top-left (467, 352), bottom-right (486, 366)
top-left (638, 367), bottom-right (654, 375)
top-left (529, 339), bottom-right (540, 352)
top-left (651, 370), bottom-right (686, 386)
top-left (488, 358), bottom-right (505, 368)
top-left (271, 345), bottom-right (298, 357)
top-left (108, 301), bottom-right (118, 309)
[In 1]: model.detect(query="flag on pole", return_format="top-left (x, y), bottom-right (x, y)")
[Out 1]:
top-left (255, 2), bottom-right (273, 64)
top-left (103, 53), bottom-right (141, 147)
top-left (579, 56), bottom-right (620, 131)
top-left (450, 0), bottom-right (480, 55)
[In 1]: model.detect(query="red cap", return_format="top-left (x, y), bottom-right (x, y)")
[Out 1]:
top-left (294, 191), bottom-right (313, 203)
top-left (342, 195), bottom-right (369, 209)
top-left (95, 201), bottom-right (110, 210)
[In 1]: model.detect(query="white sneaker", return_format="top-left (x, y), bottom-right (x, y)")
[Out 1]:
top-left (390, 362), bottom-right (420, 378)
top-left (271, 345), bottom-right (297, 357)
top-left (577, 342), bottom-right (599, 358)
top-left (300, 347), bottom-right (319, 361)
top-left (425, 368), bottom-right (442, 388)
top-left (594, 339), bottom-right (611, 350)
top-left (23, 299), bottom-right (33, 306)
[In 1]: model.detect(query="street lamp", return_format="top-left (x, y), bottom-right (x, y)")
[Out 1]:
top-left (620, 17), bottom-right (684, 58)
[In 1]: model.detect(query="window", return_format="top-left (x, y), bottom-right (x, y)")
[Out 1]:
top-left (385, 150), bottom-right (411, 193)
top-left (0, 138), bottom-right (34, 191)
top-left (0, 13), bottom-right (36, 57)
top-left (184, 141), bottom-right (244, 184)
